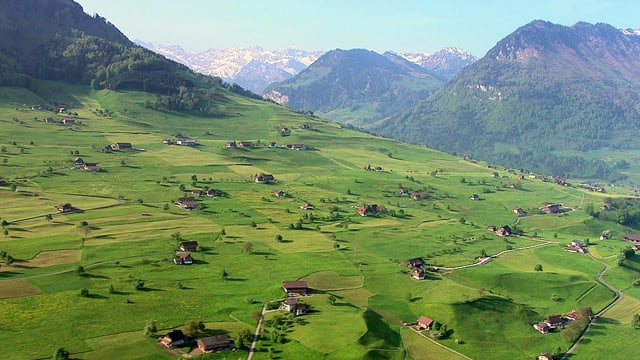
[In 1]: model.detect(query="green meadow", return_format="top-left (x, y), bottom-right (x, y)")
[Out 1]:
top-left (0, 83), bottom-right (637, 359)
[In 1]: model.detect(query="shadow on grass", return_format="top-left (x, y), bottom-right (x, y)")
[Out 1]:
top-left (138, 287), bottom-right (165, 292)
top-left (224, 278), bottom-right (247, 282)
top-left (82, 273), bottom-right (109, 279)
top-left (85, 293), bottom-right (108, 299)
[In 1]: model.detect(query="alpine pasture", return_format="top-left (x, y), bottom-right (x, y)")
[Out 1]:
top-left (0, 83), bottom-right (635, 359)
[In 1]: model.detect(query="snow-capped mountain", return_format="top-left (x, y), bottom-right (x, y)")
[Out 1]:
top-left (137, 42), bottom-right (323, 93)
top-left (400, 47), bottom-right (478, 79)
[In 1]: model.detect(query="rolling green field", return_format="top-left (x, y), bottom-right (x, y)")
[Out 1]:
top-left (0, 83), bottom-right (638, 360)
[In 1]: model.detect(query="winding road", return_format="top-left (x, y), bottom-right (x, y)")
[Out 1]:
top-left (561, 254), bottom-right (624, 359)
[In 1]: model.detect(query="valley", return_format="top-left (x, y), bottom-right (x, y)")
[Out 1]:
top-left (0, 83), bottom-right (638, 360)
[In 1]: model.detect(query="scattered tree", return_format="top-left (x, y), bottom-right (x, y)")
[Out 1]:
top-left (144, 320), bottom-right (157, 336)
top-left (80, 288), bottom-right (89, 297)
top-left (275, 234), bottom-right (283, 242)
top-left (632, 313), bottom-right (640, 329)
top-left (134, 279), bottom-right (145, 290)
top-left (535, 264), bottom-right (543, 272)
top-left (328, 295), bottom-right (337, 306)
top-left (221, 269), bottom-right (229, 280)
top-left (243, 242), bottom-right (254, 253)
top-left (53, 347), bottom-right (70, 360)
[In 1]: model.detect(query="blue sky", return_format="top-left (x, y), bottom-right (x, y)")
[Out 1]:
top-left (75, 0), bottom-right (638, 56)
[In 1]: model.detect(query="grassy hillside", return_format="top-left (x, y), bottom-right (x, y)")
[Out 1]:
top-left (0, 83), bottom-right (637, 360)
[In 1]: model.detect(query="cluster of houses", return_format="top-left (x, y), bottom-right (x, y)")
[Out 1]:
top-left (540, 203), bottom-right (564, 214)
top-left (43, 117), bottom-right (78, 125)
top-left (224, 140), bottom-right (307, 151)
top-left (174, 241), bottom-right (198, 265)
top-left (622, 234), bottom-right (640, 250)
top-left (564, 240), bottom-right (587, 253)
top-left (255, 173), bottom-right (276, 184)
top-left (281, 280), bottom-right (310, 316)
top-left (402, 257), bottom-right (427, 280)
top-left (533, 311), bottom-right (580, 334)
top-left (162, 138), bottom-right (198, 146)
top-left (73, 157), bottom-right (101, 172)
top-left (399, 188), bottom-right (427, 200)
top-left (357, 204), bottom-right (379, 216)
top-left (159, 330), bottom-right (235, 353)
top-left (56, 203), bottom-right (76, 213)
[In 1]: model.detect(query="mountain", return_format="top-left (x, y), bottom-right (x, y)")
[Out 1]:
top-left (0, 0), bottom-right (267, 115)
top-left (262, 49), bottom-right (445, 127)
top-left (375, 21), bottom-right (640, 181)
top-left (400, 47), bottom-right (478, 79)
top-left (140, 44), bottom-right (323, 93)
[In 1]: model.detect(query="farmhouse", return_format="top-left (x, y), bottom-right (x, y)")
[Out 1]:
top-left (160, 329), bottom-right (187, 348)
top-left (206, 188), bottom-right (219, 197)
top-left (274, 190), bottom-right (286, 198)
top-left (470, 193), bottom-right (479, 200)
top-left (514, 208), bottom-right (525, 216)
top-left (176, 139), bottom-right (198, 146)
top-left (112, 142), bottom-right (133, 151)
top-left (495, 226), bottom-right (512, 237)
top-left (410, 192), bottom-right (424, 200)
top-left (533, 323), bottom-right (550, 334)
top-left (179, 241), bottom-right (198, 252)
top-left (61, 118), bottom-right (75, 125)
top-left (73, 157), bottom-right (84, 166)
top-left (300, 203), bottom-right (314, 210)
top-left (283, 297), bottom-right (308, 315)
top-left (177, 197), bottom-right (198, 210)
top-left (541, 203), bottom-right (563, 214)
top-left (544, 314), bottom-right (564, 329)
top-left (403, 257), bottom-right (426, 268)
top-left (174, 253), bottom-right (193, 265)
top-left (417, 316), bottom-right (434, 330)
top-left (283, 280), bottom-right (309, 296)
top-left (191, 189), bottom-right (204, 197)
top-left (255, 173), bottom-right (275, 184)
top-left (538, 354), bottom-right (553, 360)
top-left (238, 141), bottom-right (254, 148)
top-left (411, 268), bottom-right (426, 280)
top-left (399, 188), bottom-right (409, 196)
top-left (622, 234), bottom-right (640, 244)
top-left (301, 123), bottom-right (314, 129)
top-left (285, 143), bottom-right (306, 150)
top-left (196, 335), bottom-right (235, 352)
top-left (225, 141), bottom-right (237, 148)
top-left (83, 163), bottom-right (101, 172)
top-left (56, 203), bottom-right (74, 213)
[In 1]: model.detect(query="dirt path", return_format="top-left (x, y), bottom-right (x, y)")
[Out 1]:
top-left (561, 254), bottom-right (623, 359)
top-left (247, 304), bottom-right (267, 360)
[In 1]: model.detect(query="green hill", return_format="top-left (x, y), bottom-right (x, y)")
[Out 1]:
top-left (0, 82), bottom-right (635, 360)
top-left (375, 21), bottom-right (640, 182)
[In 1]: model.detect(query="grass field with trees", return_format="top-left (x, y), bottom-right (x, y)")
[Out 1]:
top-left (0, 83), bottom-right (638, 360)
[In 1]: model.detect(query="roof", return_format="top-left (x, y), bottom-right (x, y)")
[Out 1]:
top-left (283, 280), bottom-right (308, 289)
top-left (403, 257), bottom-right (425, 267)
top-left (417, 316), bottom-right (434, 326)
top-left (165, 329), bottom-right (185, 341)
top-left (623, 234), bottom-right (640, 242)
top-left (284, 297), bottom-right (298, 305)
top-left (180, 241), bottom-right (198, 249)
top-left (198, 334), bottom-right (233, 347)
top-left (545, 314), bottom-right (563, 324)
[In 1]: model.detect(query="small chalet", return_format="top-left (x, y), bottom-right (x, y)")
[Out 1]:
top-left (300, 203), bottom-right (314, 210)
top-left (285, 144), bottom-right (306, 150)
top-left (487, 225), bottom-right (497, 232)
top-left (412, 268), bottom-right (426, 280)
top-left (196, 335), bottom-right (235, 352)
top-left (399, 188), bottom-right (410, 196)
top-left (301, 123), bottom-right (314, 129)
top-left (544, 314), bottom-right (564, 329)
top-left (83, 163), bottom-right (101, 172)
top-left (410, 192), bottom-right (423, 200)
top-left (206, 188), bottom-right (218, 197)
top-left (470, 193), bottom-right (479, 201)
top-left (518, 174), bottom-right (525, 180)
top-left (255, 173), bottom-right (275, 184)
top-left (538, 353), bottom-right (553, 360)
top-left (403, 257), bottom-right (426, 268)
top-left (112, 142), bottom-right (133, 151)
top-left (61, 118), bottom-right (75, 125)
top-left (73, 157), bottom-right (84, 166)
top-left (622, 234), bottom-right (640, 244)
top-left (374, 166), bottom-right (384, 172)
top-left (268, 141), bottom-right (277, 148)
top-left (191, 189), bottom-right (204, 197)
top-left (417, 316), bottom-right (434, 330)
top-left (533, 323), bottom-right (550, 334)
top-left (495, 226), bottom-right (512, 237)
top-left (56, 203), bottom-right (74, 213)
top-left (282, 297), bottom-right (307, 315)
top-left (514, 208), bottom-right (525, 217)
top-left (225, 141), bottom-right (237, 148)
top-left (274, 190), bottom-right (286, 198)
top-left (238, 141), bottom-right (254, 148)
top-left (565, 310), bottom-right (580, 321)
top-left (160, 329), bottom-right (187, 348)
top-left (177, 197), bottom-right (198, 210)
top-left (541, 203), bottom-right (563, 214)
top-left (490, 171), bottom-right (499, 177)
top-left (179, 241), bottom-right (199, 252)
top-left (279, 127), bottom-right (291, 135)
top-left (282, 280), bottom-right (309, 296)
top-left (43, 117), bottom-right (55, 123)
top-left (176, 139), bottom-right (198, 146)
top-left (174, 253), bottom-right (193, 265)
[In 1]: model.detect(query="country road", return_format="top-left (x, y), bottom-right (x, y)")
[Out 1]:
top-left (561, 254), bottom-right (624, 359)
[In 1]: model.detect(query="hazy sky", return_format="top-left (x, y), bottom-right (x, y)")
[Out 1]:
top-left (75, 0), bottom-right (638, 56)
